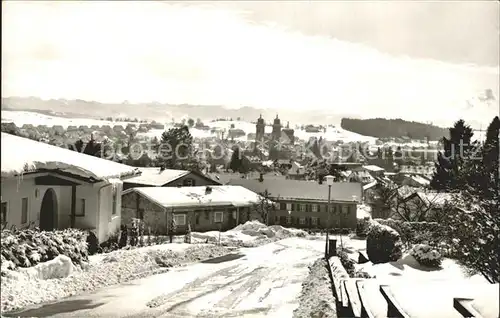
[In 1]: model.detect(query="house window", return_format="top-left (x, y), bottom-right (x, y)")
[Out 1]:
top-left (76, 199), bottom-right (86, 217)
top-left (21, 198), bottom-right (28, 224)
top-left (280, 203), bottom-right (286, 210)
top-left (173, 214), bottom-right (186, 226)
top-left (112, 187), bottom-right (117, 215)
top-left (214, 212), bottom-right (224, 223)
top-left (183, 178), bottom-right (196, 186)
top-left (286, 203), bottom-right (292, 211)
top-left (299, 217), bottom-right (306, 225)
top-left (311, 217), bottom-right (318, 225)
top-left (1, 202), bottom-right (7, 225)
top-left (195, 213), bottom-right (200, 225)
top-left (286, 216), bottom-right (291, 224)
top-left (300, 204), bottom-right (306, 212)
top-left (311, 204), bottom-right (318, 212)
top-left (343, 206), bottom-right (349, 214)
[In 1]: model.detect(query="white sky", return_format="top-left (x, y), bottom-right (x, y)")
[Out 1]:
top-left (2, 1), bottom-right (499, 121)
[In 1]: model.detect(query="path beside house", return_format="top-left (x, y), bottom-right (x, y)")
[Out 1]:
top-left (8, 238), bottom-right (325, 318)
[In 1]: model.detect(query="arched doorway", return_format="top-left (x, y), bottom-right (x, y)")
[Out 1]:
top-left (39, 188), bottom-right (58, 231)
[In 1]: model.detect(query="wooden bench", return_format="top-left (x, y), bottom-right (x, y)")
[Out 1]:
top-left (356, 280), bottom-right (376, 318)
top-left (454, 298), bottom-right (485, 318)
top-left (344, 279), bottom-right (363, 317)
top-left (328, 256), bottom-right (349, 300)
top-left (379, 285), bottom-right (411, 318)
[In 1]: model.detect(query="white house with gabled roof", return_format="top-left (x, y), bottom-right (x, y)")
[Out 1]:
top-left (1, 133), bottom-right (141, 242)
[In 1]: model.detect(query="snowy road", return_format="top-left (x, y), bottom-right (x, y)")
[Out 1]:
top-left (11, 237), bottom-right (325, 318)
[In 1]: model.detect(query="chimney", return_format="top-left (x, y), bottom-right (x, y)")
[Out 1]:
top-left (205, 186), bottom-right (212, 194)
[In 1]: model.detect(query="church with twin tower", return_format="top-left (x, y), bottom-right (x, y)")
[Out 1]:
top-left (255, 114), bottom-right (295, 146)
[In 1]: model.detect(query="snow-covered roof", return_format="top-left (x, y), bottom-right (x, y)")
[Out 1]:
top-left (411, 175), bottom-right (431, 186)
top-left (362, 165), bottom-right (385, 172)
top-left (416, 192), bottom-right (454, 207)
top-left (363, 180), bottom-right (378, 191)
top-left (123, 167), bottom-right (190, 186)
top-left (124, 185), bottom-right (264, 208)
top-left (1, 133), bottom-right (140, 181)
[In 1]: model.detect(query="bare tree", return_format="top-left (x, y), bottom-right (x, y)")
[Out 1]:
top-left (253, 190), bottom-right (278, 225)
top-left (371, 184), bottom-right (402, 218)
top-left (390, 190), bottom-right (450, 222)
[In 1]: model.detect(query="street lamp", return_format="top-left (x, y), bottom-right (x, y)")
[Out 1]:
top-left (325, 175), bottom-right (334, 258)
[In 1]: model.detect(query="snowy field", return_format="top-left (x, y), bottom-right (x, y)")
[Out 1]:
top-left (2, 110), bottom-right (377, 143)
top-left (7, 237), bottom-right (325, 318)
top-left (138, 120), bottom-right (378, 143)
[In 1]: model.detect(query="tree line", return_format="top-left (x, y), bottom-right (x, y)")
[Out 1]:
top-left (341, 118), bottom-right (450, 141)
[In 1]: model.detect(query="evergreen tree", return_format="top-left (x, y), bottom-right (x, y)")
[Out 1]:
top-left (157, 126), bottom-right (201, 171)
top-left (476, 116), bottom-right (500, 199)
top-left (430, 120), bottom-right (476, 191)
top-left (229, 146), bottom-right (248, 173)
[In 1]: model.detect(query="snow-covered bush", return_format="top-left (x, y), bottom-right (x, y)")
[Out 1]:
top-left (1, 228), bottom-right (88, 270)
top-left (356, 217), bottom-right (370, 237)
top-left (373, 219), bottom-right (443, 249)
top-left (366, 221), bottom-right (403, 264)
top-left (410, 244), bottom-right (442, 268)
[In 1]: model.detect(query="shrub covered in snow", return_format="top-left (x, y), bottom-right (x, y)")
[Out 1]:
top-left (1, 228), bottom-right (88, 271)
top-left (409, 244), bottom-right (442, 268)
top-left (373, 219), bottom-right (443, 249)
top-left (356, 217), bottom-right (371, 238)
top-left (366, 221), bottom-right (403, 264)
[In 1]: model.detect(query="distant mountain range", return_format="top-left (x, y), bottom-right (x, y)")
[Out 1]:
top-left (1, 96), bottom-right (493, 131)
top-left (1, 96), bottom-right (350, 126)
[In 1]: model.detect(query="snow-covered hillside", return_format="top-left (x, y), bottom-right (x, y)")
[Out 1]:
top-left (2, 111), bottom-right (377, 143)
top-left (1, 110), bottom-right (130, 128)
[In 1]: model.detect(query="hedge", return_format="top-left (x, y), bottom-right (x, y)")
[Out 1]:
top-left (373, 219), bottom-right (445, 248)
top-left (1, 228), bottom-right (88, 271)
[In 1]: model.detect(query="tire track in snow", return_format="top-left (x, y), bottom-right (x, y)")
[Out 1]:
top-left (145, 264), bottom-right (268, 317)
top-left (146, 264), bottom-right (243, 309)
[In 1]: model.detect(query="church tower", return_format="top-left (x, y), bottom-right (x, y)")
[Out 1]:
top-left (282, 121), bottom-right (295, 145)
top-left (255, 114), bottom-right (265, 142)
top-left (272, 114), bottom-right (282, 141)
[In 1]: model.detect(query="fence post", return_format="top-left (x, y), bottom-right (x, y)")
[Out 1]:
top-left (325, 232), bottom-right (329, 259)
top-left (329, 239), bottom-right (337, 257)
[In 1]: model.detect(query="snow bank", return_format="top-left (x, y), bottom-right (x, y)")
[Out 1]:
top-left (191, 221), bottom-right (308, 248)
top-left (356, 204), bottom-right (372, 219)
top-left (1, 244), bottom-right (229, 313)
top-left (19, 255), bottom-right (76, 280)
top-left (292, 258), bottom-right (336, 318)
top-left (354, 253), bottom-right (489, 283)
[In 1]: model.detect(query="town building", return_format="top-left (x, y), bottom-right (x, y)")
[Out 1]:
top-left (0, 133), bottom-right (140, 242)
top-left (227, 178), bottom-right (362, 229)
top-left (281, 121), bottom-right (295, 145)
top-left (122, 167), bottom-right (220, 190)
top-left (121, 185), bottom-right (263, 233)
